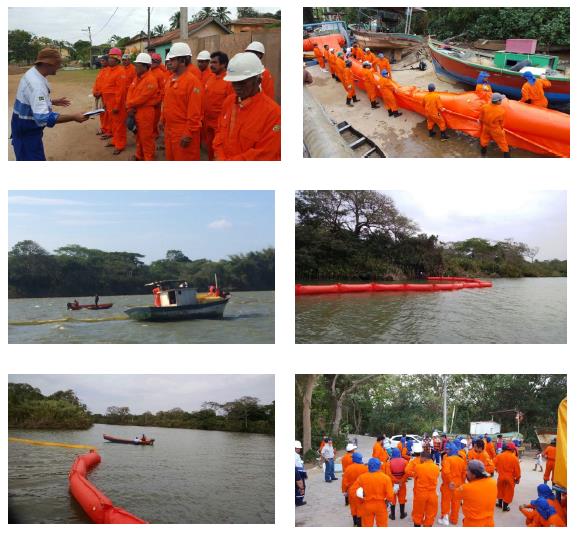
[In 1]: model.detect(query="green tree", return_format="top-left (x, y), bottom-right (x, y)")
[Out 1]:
top-left (237, 7), bottom-right (260, 18)
top-left (169, 11), bottom-right (181, 30)
top-left (152, 24), bottom-right (167, 37)
top-left (214, 7), bottom-right (232, 24)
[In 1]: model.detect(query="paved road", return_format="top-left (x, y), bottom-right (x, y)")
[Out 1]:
top-left (295, 434), bottom-right (548, 527)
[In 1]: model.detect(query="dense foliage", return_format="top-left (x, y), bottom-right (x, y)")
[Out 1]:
top-left (8, 241), bottom-right (275, 297)
top-left (295, 191), bottom-right (566, 281)
top-left (8, 383), bottom-right (93, 429)
top-left (296, 374), bottom-right (566, 457)
top-left (94, 397), bottom-right (275, 435)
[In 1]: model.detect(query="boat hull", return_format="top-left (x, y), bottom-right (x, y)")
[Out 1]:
top-left (352, 30), bottom-right (423, 49)
top-left (103, 434), bottom-right (155, 445)
top-left (68, 303), bottom-right (113, 310)
top-left (429, 41), bottom-right (570, 104)
top-left (303, 33), bottom-right (345, 52)
top-left (125, 298), bottom-right (229, 321)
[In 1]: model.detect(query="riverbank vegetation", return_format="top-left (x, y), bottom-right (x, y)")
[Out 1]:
top-left (8, 241), bottom-right (274, 298)
top-left (296, 374), bottom-right (566, 459)
top-left (295, 191), bottom-right (566, 282)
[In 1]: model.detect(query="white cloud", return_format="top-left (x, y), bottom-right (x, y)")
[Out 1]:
top-left (208, 218), bottom-right (233, 230)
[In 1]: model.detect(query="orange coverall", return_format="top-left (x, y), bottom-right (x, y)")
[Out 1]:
top-left (467, 448), bottom-right (495, 475)
top-left (341, 452), bottom-right (353, 474)
top-left (440, 454), bottom-right (466, 524)
top-left (101, 64), bottom-right (128, 151)
top-left (327, 52), bottom-right (336, 76)
top-left (475, 82), bottom-right (493, 101)
top-left (494, 450), bottom-right (521, 504)
top-left (150, 66), bottom-right (168, 138)
top-left (124, 63), bottom-right (137, 86)
top-left (187, 63), bottom-right (203, 82)
top-left (456, 476), bottom-right (498, 526)
top-left (351, 471), bottom-right (395, 527)
top-left (126, 70), bottom-right (159, 161)
top-left (199, 68), bottom-right (213, 85)
top-left (363, 69), bottom-right (378, 103)
top-left (485, 441), bottom-right (497, 459)
top-left (374, 57), bottom-right (392, 77)
top-left (521, 78), bottom-right (551, 108)
top-left (162, 70), bottom-right (203, 161)
top-left (341, 67), bottom-right (356, 99)
top-left (313, 46), bottom-right (325, 68)
top-left (364, 51), bottom-right (376, 65)
top-left (376, 76), bottom-right (398, 112)
top-left (479, 103), bottom-right (509, 153)
top-left (342, 463), bottom-right (368, 520)
top-left (521, 507), bottom-right (566, 527)
top-left (389, 456), bottom-right (409, 505)
top-left (423, 92), bottom-right (447, 132)
top-left (92, 66), bottom-right (111, 134)
top-left (372, 442), bottom-right (389, 463)
top-left (335, 57), bottom-right (345, 82)
top-left (213, 92), bottom-right (281, 161)
top-left (261, 67), bottom-right (275, 100)
top-left (409, 459), bottom-right (439, 526)
top-left (203, 71), bottom-right (234, 160)
top-left (542, 445), bottom-right (556, 483)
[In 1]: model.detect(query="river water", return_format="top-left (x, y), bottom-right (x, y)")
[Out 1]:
top-left (295, 278), bottom-right (566, 344)
top-left (8, 292), bottom-right (274, 344)
top-left (8, 424), bottom-right (274, 524)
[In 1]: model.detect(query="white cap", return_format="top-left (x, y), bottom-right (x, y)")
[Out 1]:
top-left (329, 48), bottom-right (334, 52)
top-left (224, 52), bottom-right (264, 82)
top-left (433, 431), bottom-right (439, 437)
top-left (197, 50), bottom-right (211, 61)
top-left (365, 47), bottom-right (370, 51)
top-left (346, 443), bottom-right (357, 452)
top-left (135, 53), bottom-right (152, 65)
top-left (246, 41), bottom-right (265, 54)
top-left (295, 440), bottom-right (302, 449)
top-left (460, 439), bottom-right (468, 444)
top-left (166, 42), bottom-right (192, 60)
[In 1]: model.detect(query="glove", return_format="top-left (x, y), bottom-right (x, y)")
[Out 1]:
top-left (393, 484), bottom-right (400, 494)
top-left (356, 487), bottom-right (364, 499)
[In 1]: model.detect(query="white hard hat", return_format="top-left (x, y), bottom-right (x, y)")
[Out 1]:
top-left (365, 47), bottom-right (370, 51)
top-left (329, 48), bottom-right (335, 52)
top-left (246, 41), bottom-right (265, 54)
top-left (346, 443), bottom-right (357, 452)
top-left (197, 50), bottom-right (211, 61)
top-left (295, 440), bottom-right (302, 449)
top-left (135, 52), bottom-right (151, 65)
top-left (224, 52), bottom-right (264, 82)
top-left (166, 42), bottom-right (192, 60)
top-left (460, 439), bottom-right (468, 444)
top-left (433, 431), bottom-right (439, 437)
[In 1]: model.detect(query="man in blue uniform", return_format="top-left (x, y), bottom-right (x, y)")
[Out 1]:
top-left (11, 48), bottom-right (89, 160)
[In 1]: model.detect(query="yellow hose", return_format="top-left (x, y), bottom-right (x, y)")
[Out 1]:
top-left (9, 437), bottom-right (96, 450)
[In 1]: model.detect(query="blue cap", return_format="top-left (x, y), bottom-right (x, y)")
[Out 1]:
top-left (381, 69), bottom-right (389, 77)
top-left (368, 457), bottom-right (381, 472)
top-left (352, 452), bottom-right (363, 464)
top-left (428, 83), bottom-right (435, 91)
top-left (391, 448), bottom-right (401, 458)
top-left (537, 483), bottom-right (554, 500)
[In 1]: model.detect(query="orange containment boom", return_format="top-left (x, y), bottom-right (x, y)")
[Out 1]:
top-left (349, 59), bottom-right (569, 158)
top-left (295, 277), bottom-right (492, 296)
top-left (303, 33), bottom-right (345, 52)
top-left (69, 451), bottom-right (148, 524)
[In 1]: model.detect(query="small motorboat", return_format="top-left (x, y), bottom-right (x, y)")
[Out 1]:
top-left (103, 433), bottom-right (155, 446)
top-left (67, 302), bottom-right (113, 310)
top-left (125, 280), bottom-right (230, 322)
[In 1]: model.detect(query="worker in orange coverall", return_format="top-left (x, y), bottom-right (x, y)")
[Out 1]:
top-left (149, 53), bottom-right (168, 140)
top-left (520, 484), bottom-right (566, 525)
top-left (102, 47), bottom-right (128, 155)
top-left (196, 50), bottom-right (214, 84)
top-left (341, 443), bottom-right (357, 475)
top-left (388, 448), bottom-right (409, 520)
top-left (125, 53), bottom-right (159, 161)
top-left (161, 42), bottom-right (203, 161)
top-left (342, 60), bottom-right (359, 107)
top-left (245, 41), bottom-right (275, 100)
top-left (363, 47), bottom-right (376, 65)
top-left (542, 438), bottom-right (557, 483)
top-left (202, 51), bottom-right (234, 161)
top-left (438, 443), bottom-right (467, 525)
top-left (479, 92), bottom-right (510, 157)
top-left (520, 497), bottom-right (566, 527)
top-left (334, 51), bottom-right (346, 83)
top-left (475, 71), bottom-right (493, 101)
top-left (423, 83), bottom-right (448, 140)
top-left (362, 61), bottom-right (380, 109)
top-left (121, 54), bottom-right (136, 85)
top-left (312, 43), bottom-right (325, 69)
top-left (374, 53), bottom-right (392, 79)
top-left (456, 459), bottom-right (498, 526)
top-left (351, 457), bottom-right (394, 527)
top-left (494, 442), bottom-right (521, 511)
top-left (468, 438), bottom-right (495, 475)
top-left (327, 48), bottom-right (337, 80)
top-left (92, 55), bottom-right (111, 137)
top-left (407, 452), bottom-right (440, 527)
top-left (213, 52), bottom-right (281, 161)
top-left (376, 70), bottom-right (402, 117)
top-left (521, 71), bottom-right (552, 108)
top-left (342, 451), bottom-right (367, 527)
top-left (372, 435), bottom-right (389, 463)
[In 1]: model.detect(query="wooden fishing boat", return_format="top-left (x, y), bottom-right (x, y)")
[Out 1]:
top-left (125, 280), bottom-right (230, 322)
top-left (428, 39), bottom-right (570, 104)
top-left (103, 434), bottom-right (155, 445)
top-left (67, 303), bottom-right (113, 310)
top-left (472, 38), bottom-right (569, 53)
top-left (534, 427), bottom-right (557, 450)
top-left (352, 29), bottom-right (423, 50)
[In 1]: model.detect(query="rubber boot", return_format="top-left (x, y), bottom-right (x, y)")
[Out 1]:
top-left (503, 502), bottom-right (510, 512)
top-left (440, 131), bottom-right (448, 140)
top-left (353, 95), bottom-right (360, 102)
top-left (429, 129), bottom-right (436, 138)
top-left (346, 98), bottom-right (353, 107)
top-left (371, 101), bottom-right (380, 109)
top-left (355, 516), bottom-right (362, 527)
top-left (496, 499), bottom-right (503, 508)
top-left (352, 516), bottom-right (357, 526)
top-left (388, 109), bottom-right (394, 116)
top-left (389, 505), bottom-right (396, 520)
top-left (345, 495), bottom-right (349, 506)
top-left (481, 146), bottom-right (488, 157)
top-left (503, 151), bottom-right (510, 158)
top-left (414, 524), bottom-right (421, 527)
top-left (393, 111), bottom-right (403, 118)
top-left (400, 504), bottom-right (407, 519)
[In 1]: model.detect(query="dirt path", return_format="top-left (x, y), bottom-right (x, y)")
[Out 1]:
top-left (305, 63), bottom-right (541, 158)
top-left (295, 434), bottom-right (548, 527)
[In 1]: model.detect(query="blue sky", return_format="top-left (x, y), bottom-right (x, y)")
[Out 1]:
top-left (9, 191), bottom-right (274, 262)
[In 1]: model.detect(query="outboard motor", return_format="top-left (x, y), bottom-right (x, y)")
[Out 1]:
top-left (510, 59), bottom-right (531, 72)
top-left (418, 60), bottom-right (427, 71)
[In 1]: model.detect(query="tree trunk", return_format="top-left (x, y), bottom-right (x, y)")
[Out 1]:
top-left (332, 397), bottom-right (343, 436)
top-left (302, 375), bottom-right (319, 452)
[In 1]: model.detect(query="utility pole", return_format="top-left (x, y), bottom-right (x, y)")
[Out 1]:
top-left (147, 7), bottom-right (151, 49)
top-left (179, 7), bottom-right (188, 41)
top-left (82, 26), bottom-right (93, 68)
top-left (442, 375), bottom-right (448, 433)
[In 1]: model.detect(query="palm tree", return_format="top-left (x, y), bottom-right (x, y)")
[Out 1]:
top-left (152, 24), bottom-right (167, 37)
top-left (169, 10), bottom-right (180, 30)
top-left (214, 7), bottom-right (231, 24)
top-left (197, 7), bottom-right (216, 20)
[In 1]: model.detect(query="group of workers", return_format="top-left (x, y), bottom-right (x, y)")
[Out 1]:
top-left (11, 41), bottom-right (280, 161)
top-left (311, 43), bottom-right (554, 158)
top-left (295, 432), bottom-right (566, 528)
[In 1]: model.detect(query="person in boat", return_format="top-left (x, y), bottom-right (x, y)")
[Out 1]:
top-left (376, 70), bottom-right (402, 118)
top-left (423, 83), bottom-right (448, 140)
top-left (475, 71), bottom-right (492, 101)
top-left (478, 93), bottom-right (510, 158)
top-left (94, 294), bottom-right (99, 307)
top-left (140, 433), bottom-right (147, 442)
top-left (152, 285), bottom-right (161, 307)
top-left (73, 299), bottom-right (79, 307)
top-left (520, 71), bottom-right (551, 108)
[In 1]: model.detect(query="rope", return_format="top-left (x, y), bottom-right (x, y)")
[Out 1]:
top-left (9, 437), bottom-right (96, 450)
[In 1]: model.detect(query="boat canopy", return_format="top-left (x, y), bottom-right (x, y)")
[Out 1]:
top-left (145, 280), bottom-right (188, 290)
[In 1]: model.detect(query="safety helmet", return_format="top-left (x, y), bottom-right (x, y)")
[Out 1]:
top-left (245, 41), bottom-right (265, 54)
top-left (378, 53), bottom-right (384, 58)
top-left (433, 431), bottom-right (439, 437)
top-left (150, 52), bottom-right (162, 63)
top-left (365, 47), bottom-right (370, 51)
top-left (224, 52), bottom-right (264, 82)
top-left (197, 50), bottom-right (211, 61)
top-left (329, 48), bottom-right (334, 52)
top-left (166, 42), bottom-right (192, 60)
top-left (362, 61), bottom-right (371, 67)
top-left (295, 440), bottom-right (302, 449)
top-left (381, 69), bottom-right (389, 77)
top-left (109, 47), bottom-right (122, 57)
top-left (346, 443), bottom-right (357, 452)
top-left (135, 53), bottom-right (152, 65)
top-left (491, 92), bottom-right (505, 103)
